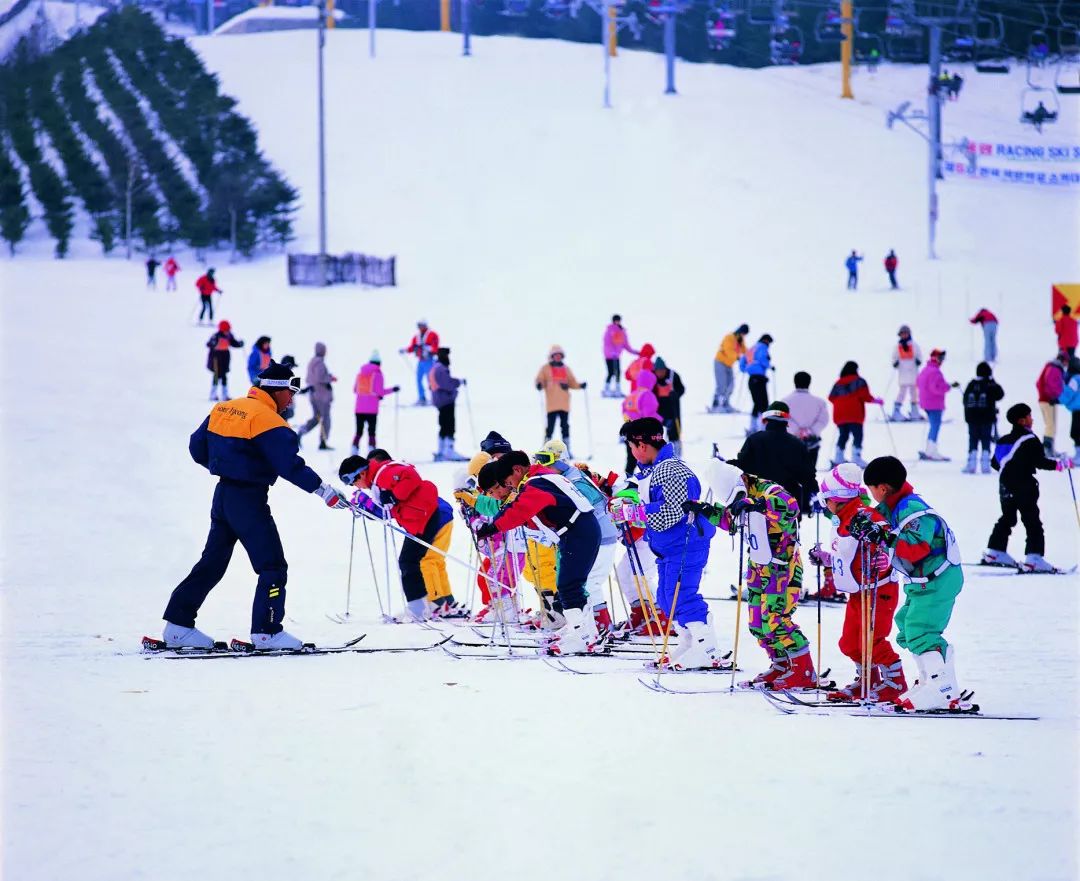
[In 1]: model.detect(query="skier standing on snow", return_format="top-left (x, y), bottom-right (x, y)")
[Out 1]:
top-left (160, 361), bottom-right (350, 651)
top-left (782, 371), bottom-right (829, 471)
top-left (340, 451), bottom-right (469, 619)
top-left (689, 459), bottom-right (816, 690)
top-left (828, 360), bottom-right (882, 467)
top-left (602, 314), bottom-right (638, 397)
top-left (854, 456), bottom-right (964, 711)
top-left (535, 345), bottom-right (584, 454)
top-left (1036, 350), bottom-right (1069, 454)
top-left (296, 342), bottom-right (337, 450)
top-left (969, 307), bottom-right (999, 364)
top-left (473, 450), bottom-right (603, 655)
top-left (352, 351), bottom-right (398, 455)
top-left (845, 250), bottom-right (863, 290)
top-left (620, 417), bottom-right (724, 670)
top-left (621, 369), bottom-right (659, 477)
top-left (981, 403), bottom-right (1073, 573)
top-left (711, 323), bottom-right (748, 413)
top-left (891, 325), bottom-right (923, 421)
top-left (247, 336), bottom-right (273, 385)
top-left (807, 464), bottom-right (905, 703)
top-left (884, 249), bottom-right (899, 290)
top-left (1055, 304), bottom-right (1078, 358)
top-left (961, 362), bottom-right (1004, 474)
top-left (195, 268), bottom-right (222, 325)
top-left (400, 319), bottom-right (439, 406)
top-left (653, 357), bottom-right (685, 456)
top-left (431, 347), bottom-right (467, 462)
top-left (916, 349), bottom-right (960, 462)
top-left (206, 320), bottom-right (244, 401)
top-left (732, 401), bottom-right (819, 517)
top-left (164, 255), bottom-right (180, 292)
top-left (739, 333), bottom-right (774, 434)
top-left (146, 256), bottom-right (160, 289)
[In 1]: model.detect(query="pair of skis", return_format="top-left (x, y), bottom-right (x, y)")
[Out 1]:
top-left (965, 561), bottom-right (1077, 576)
top-left (140, 633), bottom-right (452, 659)
top-left (761, 688), bottom-right (1038, 721)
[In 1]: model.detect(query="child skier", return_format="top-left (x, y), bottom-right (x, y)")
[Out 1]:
top-left (961, 362), bottom-right (1004, 474)
top-left (163, 255), bottom-right (180, 291)
top-left (711, 323), bottom-right (748, 413)
top-left (602, 315), bottom-right (638, 397)
top-left (620, 417), bottom-right (723, 670)
top-left (890, 325), bottom-right (923, 421)
top-left (854, 456), bottom-right (965, 711)
top-left (981, 403), bottom-right (1074, 573)
top-left (431, 347), bottom-right (467, 462)
top-left (205, 320), bottom-right (244, 401)
top-left (400, 319), bottom-right (439, 406)
top-left (195, 268), bottom-right (222, 325)
top-left (807, 464), bottom-right (905, 703)
top-left (535, 345), bottom-right (585, 454)
top-left (916, 349), bottom-right (960, 462)
top-left (845, 250), bottom-right (863, 289)
top-left (883, 250), bottom-right (898, 289)
top-left (828, 361), bottom-right (882, 467)
top-left (247, 336), bottom-right (273, 385)
top-left (352, 351), bottom-right (399, 455)
top-left (689, 459), bottom-right (815, 690)
top-left (146, 256), bottom-right (160, 289)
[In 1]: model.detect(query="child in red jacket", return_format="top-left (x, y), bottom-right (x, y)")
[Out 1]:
top-left (828, 361), bottom-right (882, 468)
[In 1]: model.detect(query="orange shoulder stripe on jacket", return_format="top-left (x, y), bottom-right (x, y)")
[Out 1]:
top-left (208, 388), bottom-right (288, 439)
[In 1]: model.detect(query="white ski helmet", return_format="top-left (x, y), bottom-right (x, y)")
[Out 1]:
top-left (707, 459), bottom-right (746, 508)
top-left (814, 463), bottom-right (863, 507)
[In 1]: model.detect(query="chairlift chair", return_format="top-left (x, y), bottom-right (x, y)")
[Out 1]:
top-left (1055, 47), bottom-right (1080, 93)
top-left (540, 0), bottom-right (575, 20)
top-left (815, 5), bottom-right (847, 43)
top-left (706, 6), bottom-right (738, 51)
top-left (770, 24), bottom-right (803, 65)
top-left (853, 31), bottom-right (884, 68)
top-left (1020, 86), bottom-right (1060, 132)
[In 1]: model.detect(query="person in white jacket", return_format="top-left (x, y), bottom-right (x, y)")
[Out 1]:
top-left (891, 325), bottom-right (924, 421)
top-left (782, 371), bottom-right (829, 470)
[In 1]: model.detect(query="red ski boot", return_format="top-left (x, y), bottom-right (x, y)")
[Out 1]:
top-left (767, 647), bottom-right (817, 691)
top-left (594, 606), bottom-right (613, 638)
top-left (743, 656), bottom-right (788, 688)
top-left (870, 660), bottom-right (907, 704)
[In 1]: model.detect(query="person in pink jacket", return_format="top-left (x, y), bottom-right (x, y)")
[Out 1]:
top-left (916, 349), bottom-right (959, 462)
top-left (351, 351), bottom-right (399, 455)
top-left (603, 314), bottom-right (639, 398)
top-left (621, 370), bottom-right (658, 475)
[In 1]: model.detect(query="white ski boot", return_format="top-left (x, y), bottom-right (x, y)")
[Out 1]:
top-left (980, 548), bottom-right (1018, 567)
top-left (163, 621), bottom-right (216, 649)
top-left (851, 447), bottom-right (867, 467)
top-left (908, 403), bottom-right (924, 421)
top-left (890, 402), bottom-right (903, 421)
top-left (672, 617), bottom-right (724, 670)
top-left (249, 630), bottom-right (304, 650)
top-left (919, 441), bottom-right (948, 461)
top-left (1022, 553), bottom-right (1055, 573)
top-left (900, 647), bottom-right (960, 711)
top-left (979, 450), bottom-right (992, 474)
top-left (830, 445), bottom-right (847, 468)
top-left (961, 451), bottom-right (977, 474)
top-left (547, 607), bottom-right (602, 655)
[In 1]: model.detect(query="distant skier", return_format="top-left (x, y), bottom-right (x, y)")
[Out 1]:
top-left (296, 342), bottom-right (337, 450)
top-left (145, 256), bottom-right (160, 289)
top-left (400, 319), bottom-right (439, 406)
top-left (916, 349), bottom-right (960, 462)
top-left (164, 255), bottom-right (180, 291)
top-left (653, 357), bottom-right (685, 456)
top-left (247, 336), bottom-right (273, 386)
top-left (432, 347), bottom-right (467, 462)
top-left (206, 320), bottom-right (243, 401)
top-left (782, 370), bottom-right (829, 471)
top-left (1055, 304), bottom-right (1077, 358)
top-left (981, 403), bottom-right (1073, 573)
top-left (535, 344), bottom-right (584, 455)
top-left (828, 361), bottom-right (882, 467)
top-left (739, 333), bottom-right (774, 434)
top-left (961, 362), bottom-right (1004, 474)
top-left (352, 351), bottom-right (398, 455)
top-left (890, 325), bottom-right (924, 421)
top-left (1036, 350), bottom-right (1069, 454)
top-left (711, 323), bottom-right (748, 413)
top-left (969, 307), bottom-right (999, 363)
top-left (602, 314), bottom-right (638, 398)
top-left (883, 249), bottom-right (898, 289)
top-left (195, 268), bottom-right (222, 325)
top-left (845, 250), bottom-right (863, 290)
top-left (159, 360), bottom-right (349, 651)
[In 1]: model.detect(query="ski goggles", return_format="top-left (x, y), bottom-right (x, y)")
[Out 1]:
top-left (340, 463), bottom-right (368, 486)
top-left (260, 376), bottom-right (302, 394)
top-left (534, 450), bottom-right (559, 467)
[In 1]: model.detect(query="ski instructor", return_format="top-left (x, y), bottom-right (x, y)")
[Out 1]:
top-left (160, 361), bottom-right (350, 651)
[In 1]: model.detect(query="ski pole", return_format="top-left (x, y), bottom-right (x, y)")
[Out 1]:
top-left (1068, 468), bottom-right (1080, 533)
top-left (655, 516), bottom-right (693, 681)
top-left (877, 403), bottom-right (899, 456)
top-left (583, 386), bottom-right (595, 460)
top-left (343, 513), bottom-right (357, 619)
top-left (814, 509), bottom-right (822, 696)
top-left (393, 389), bottom-right (400, 452)
top-left (463, 381), bottom-right (477, 451)
top-left (729, 514), bottom-right (745, 693)
top-left (360, 514), bottom-right (387, 619)
top-left (383, 512), bottom-right (394, 619)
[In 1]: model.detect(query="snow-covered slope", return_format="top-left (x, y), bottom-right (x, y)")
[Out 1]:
top-left (2, 30), bottom-right (1078, 881)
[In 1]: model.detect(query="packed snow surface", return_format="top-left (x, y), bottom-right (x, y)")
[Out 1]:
top-left (3, 28), bottom-right (1079, 881)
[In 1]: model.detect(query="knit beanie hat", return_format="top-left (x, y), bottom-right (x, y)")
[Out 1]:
top-left (762, 401), bottom-right (790, 422)
top-left (653, 357), bottom-right (667, 372)
top-left (370, 350), bottom-right (381, 364)
top-left (815, 463), bottom-right (864, 502)
top-left (1006, 403), bottom-right (1032, 425)
top-left (257, 361), bottom-right (299, 391)
top-left (480, 431), bottom-right (512, 456)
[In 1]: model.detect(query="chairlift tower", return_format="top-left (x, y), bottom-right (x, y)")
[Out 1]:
top-left (899, 0), bottom-right (975, 260)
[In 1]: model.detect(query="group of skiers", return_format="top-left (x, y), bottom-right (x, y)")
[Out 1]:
top-left (844, 249), bottom-right (900, 290)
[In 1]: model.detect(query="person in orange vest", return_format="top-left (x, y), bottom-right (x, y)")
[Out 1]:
top-left (535, 345), bottom-right (585, 457)
top-left (890, 325), bottom-right (924, 421)
top-left (711, 323), bottom-right (748, 413)
top-left (206, 320), bottom-right (244, 401)
top-left (352, 351), bottom-right (399, 455)
top-left (624, 343), bottom-right (656, 389)
top-left (195, 268), bottom-right (222, 325)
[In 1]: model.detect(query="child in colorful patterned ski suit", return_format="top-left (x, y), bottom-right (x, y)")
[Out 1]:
top-left (856, 456), bottom-right (964, 711)
top-left (691, 459), bottom-right (816, 690)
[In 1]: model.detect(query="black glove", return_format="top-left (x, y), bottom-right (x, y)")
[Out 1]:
top-left (473, 520), bottom-right (499, 540)
top-left (729, 496), bottom-right (766, 518)
top-left (559, 383), bottom-right (569, 391)
top-left (580, 381), bottom-right (588, 389)
top-left (378, 488), bottom-right (396, 507)
top-left (849, 510), bottom-right (896, 547)
top-left (392, 385), bottom-right (401, 393)
top-left (681, 500), bottom-right (715, 517)
top-left (536, 383), bottom-right (543, 391)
